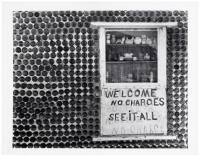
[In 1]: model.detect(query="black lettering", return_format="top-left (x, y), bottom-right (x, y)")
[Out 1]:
top-left (127, 89), bottom-right (133, 97)
top-left (109, 114), bottom-right (114, 121)
top-left (159, 98), bottom-right (165, 106)
top-left (147, 99), bottom-right (153, 105)
top-left (154, 98), bottom-right (159, 106)
top-left (135, 100), bottom-right (140, 106)
top-left (122, 90), bottom-right (127, 97)
top-left (152, 112), bottom-right (157, 120)
top-left (151, 89), bottom-right (157, 97)
top-left (129, 110), bottom-right (132, 120)
top-left (111, 100), bottom-right (117, 106)
top-left (132, 112), bottom-right (138, 121)
top-left (115, 113), bottom-right (119, 121)
top-left (121, 113), bottom-right (126, 121)
top-left (113, 90), bottom-right (119, 98)
top-left (141, 89), bottom-right (150, 97)
top-left (118, 100), bottom-right (123, 105)
top-left (129, 110), bottom-right (138, 121)
top-left (146, 112), bottom-right (151, 120)
top-left (140, 113), bottom-right (146, 120)
top-left (130, 100), bottom-right (135, 106)
top-left (140, 99), bottom-right (145, 106)
top-left (105, 91), bottom-right (114, 98)
top-left (135, 89), bottom-right (140, 97)
top-left (126, 100), bottom-right (130, 106)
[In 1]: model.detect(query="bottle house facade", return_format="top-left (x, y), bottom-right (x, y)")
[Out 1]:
top-left (13, 11), bottom-right (188, 148)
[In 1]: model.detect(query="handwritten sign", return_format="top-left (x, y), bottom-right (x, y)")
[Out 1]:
top-left (100, 87), bottom-right (167, 135)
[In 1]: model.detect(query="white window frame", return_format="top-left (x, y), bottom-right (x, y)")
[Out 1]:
top-left (91, 22), bottom-right (177, 89)
top-left (91, 22), bottom-right (178, 141)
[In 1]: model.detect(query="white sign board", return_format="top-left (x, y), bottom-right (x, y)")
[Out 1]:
top-left (101, 87), bottom-right (167, 135)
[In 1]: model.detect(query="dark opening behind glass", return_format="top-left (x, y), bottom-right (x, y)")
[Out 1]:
top-left (106, 29), bottom-right (158, 83)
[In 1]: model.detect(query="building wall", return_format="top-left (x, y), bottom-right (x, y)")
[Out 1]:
top-left (13, 10), bottom-right (188, 148)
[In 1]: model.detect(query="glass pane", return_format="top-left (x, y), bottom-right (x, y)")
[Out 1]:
top-left (105, 29), bottom-right (158, 83)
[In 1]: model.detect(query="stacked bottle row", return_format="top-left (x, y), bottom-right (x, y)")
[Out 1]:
top-left (13, 10), bottom-right (188, 148)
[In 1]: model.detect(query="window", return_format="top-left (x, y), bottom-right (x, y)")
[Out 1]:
top-left (106, 29), bottom-right (158, 83)
top-left (91, 22), bottom-right (177, 141)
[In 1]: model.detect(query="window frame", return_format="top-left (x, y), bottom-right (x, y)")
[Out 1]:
top-left (98, 24), bottom-right (168, 89)
top-left (91, 22), bottom-right (178, 141)
top-left (105, 28), bottom-right (159, 84)
top-left (91, 23), bottom-right (177, 88)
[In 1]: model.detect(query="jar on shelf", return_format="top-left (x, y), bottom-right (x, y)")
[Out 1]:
top-left (138, 50), bottom-right (144, 60)
top-left (124, 52), bottom-right (133, 60)
top-left (111, 34), bottom-right (116, 44)
top-left (134, 36), bottom-right (142, 44)
top-left (116, 36), bottom-right (125, 44)
top-left (133, 56), bottom-right (137, 61)
top-left (125, 35), bottom-right (134, 44)
top-left (111, 51), bottom-right (119, 61)
top-left (119, 56), bottom-right (124, 61)
top-left (150, 50), bottom-right (157, 61)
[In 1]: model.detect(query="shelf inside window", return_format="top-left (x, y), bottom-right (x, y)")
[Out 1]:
top-left (105, 30), bottom-right (158, 83)
top-left (106, 60), bottom-right (157, 63)
top-left (106, 44), bottom-right (155, 47)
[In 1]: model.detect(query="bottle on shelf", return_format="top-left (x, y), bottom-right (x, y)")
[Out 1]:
top-left (113, 52), bottom-right (119, 61)
top-left (127, 73), bottom-right (133, 82)
top-left (144, 52), bottom-right (150, 60)
top-left (120, 67), bottom-right (124, 82)
top-left (146, 37), bottom-right (153, 46)
top-left (121, 36), bottom-right (125, 44)
top-left (106, 48), bottom-right (112, 61)
top-left (150, 71), bottom-right (154, 82)
top-left (106, 34), bottom-right (111, 44)
top-left (139, 72), bottom-right (144, 82)
top-left (132, 52), bottom-right (137, 61)
top-left (152, 38), bottom-right (157, 48)
top-left (141, 34), bottom-right (147, 44)
top-left (106, 71), bottom-right (109, 82)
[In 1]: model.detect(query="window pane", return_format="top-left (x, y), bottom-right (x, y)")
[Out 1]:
top-left (106, 29), bottom-right (158, 83)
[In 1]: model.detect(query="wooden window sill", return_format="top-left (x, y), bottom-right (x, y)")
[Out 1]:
top-left (93, 135), bottom-right (177, 141)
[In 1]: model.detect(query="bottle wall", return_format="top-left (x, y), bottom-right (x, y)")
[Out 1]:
top-left (13, 10), bottom-right (188, 148)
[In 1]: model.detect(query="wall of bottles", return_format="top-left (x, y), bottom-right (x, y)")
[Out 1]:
top-left (13, 10), bottom-right (188, 148)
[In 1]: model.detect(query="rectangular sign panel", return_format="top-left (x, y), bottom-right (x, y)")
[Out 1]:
top-left (100, 87), bottom-right (167, 135)
top-left (96, 25), bottom-right (168, 137)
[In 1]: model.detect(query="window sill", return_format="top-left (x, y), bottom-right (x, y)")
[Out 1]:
top-left (93, 135), bottom-right (177, 141)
